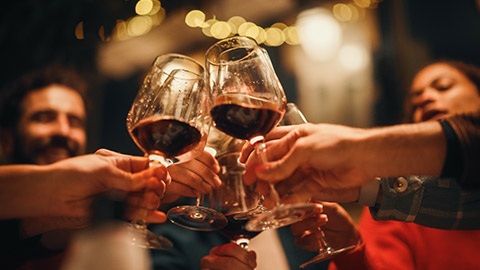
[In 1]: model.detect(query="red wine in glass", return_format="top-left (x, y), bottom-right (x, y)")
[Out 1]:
top-left (130, 117), bottom-right (202, 159)
top-left (210, 93), bottom-right (284, 142)
top-left (220, 213), bottom-right (262, 248)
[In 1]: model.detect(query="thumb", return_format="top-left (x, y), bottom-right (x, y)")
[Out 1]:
top-left (254, 148), bottom-right (304, 183)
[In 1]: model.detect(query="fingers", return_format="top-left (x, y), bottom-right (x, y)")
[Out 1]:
top-left (163, 181), bottom-right (197, 199)
top-left (145, 210), bottom-right (167, 223)
top-left (290, 215), bottom-right (327, 237)
top-left (168, 156), bottom-right (221, 195)
top-left (96, 148), bottom-right (149, 173)
top-left (201, 243), bottom-right (256, 270)
top-left (239, 126), bottom-right (294, 163)
top-left (254, 132), bottom-right (307, 183)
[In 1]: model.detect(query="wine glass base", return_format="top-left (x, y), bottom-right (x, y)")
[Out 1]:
top-left (299, 244), bottom-right (358, 268)
top-left (245, 203), bottom-right (316, 231)
top-left (128, 223), bottom-right (173, 250)
top-left (167, 205), bottom-right (228, 231)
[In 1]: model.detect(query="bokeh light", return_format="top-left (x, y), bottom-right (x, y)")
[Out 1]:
top-left (339, 44), bottom-right (369, 71)
top-left (185, 10), bottom-right (206, 27)
top-left (297, 7), bottom-right (342, 61)
top-left (136, 0), bottom-right (153, 15)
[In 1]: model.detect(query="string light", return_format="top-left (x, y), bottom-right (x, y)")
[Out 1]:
top-left (87, 0), bottom-right (381, 43)
top-left (184, 0), bottom-right (381, 47)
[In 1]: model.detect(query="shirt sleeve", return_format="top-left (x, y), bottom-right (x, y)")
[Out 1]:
top-left (443, 111), bottom-right (480, 188)
top-left (369, 176), bottom-right (480, 229)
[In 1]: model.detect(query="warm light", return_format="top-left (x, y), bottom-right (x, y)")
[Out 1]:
top-left (339, 44), bottom-right (369, 71)
top-left (353, 0), bottom-right (371, 8)
top-left (348, 4), bottom-right (360, 21)
top-left (284, 26), bottom-right (300, 45)
top-left (75, 21), bottom-right (84, 40)
top-left (253, 28), bottom-right (267, 44)
top-left (112, 20), bottom-right (128, 40)
top-left (151, 7), bottom-right (166, 25)
top-left (333, 3), bottom-right (353, 22)
top-left (128, 15), bottom-right (153, 36)
top-left (244, 25), bottom-right (260, 40)
top-left (238, 22), bottom-right (257, 36)
top-left (136, 0), bottom-right (153, 15)
top-left (185, 10), bottom-right (205, 27)
top-left (227, 16), bottom-right (246, 34)
top-left (201, 19), bottom-right (217, 37)
top-left (297, 8), bottom-right (342, 61)
top-left (265, 27), bottom-right (285, 47)
top-left (271, 22), bottom-right (288, 30)
top-left (148, 0), bottom-right (161, 15)
top-left (211, 21), bottom-right (231, 39)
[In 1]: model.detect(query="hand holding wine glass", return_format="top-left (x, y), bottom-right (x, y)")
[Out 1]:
top-left (290, 201), bottom-right (360, 268)
top-left (126, 53), bottom-right (224, 248)
top-left (206, 36), bottom-right (316, 232)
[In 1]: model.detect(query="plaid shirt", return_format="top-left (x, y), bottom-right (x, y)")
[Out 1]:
top-left (370, 176), bottom-right (480, 230)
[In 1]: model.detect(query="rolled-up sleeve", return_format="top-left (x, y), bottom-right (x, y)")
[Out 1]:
top-left (370, 176), bottom-right (480, 230)
top-left (444, 111), bottom-right (480, 188)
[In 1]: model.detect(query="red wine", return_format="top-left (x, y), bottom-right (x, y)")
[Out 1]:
top-left (130, 117), bottom-right (201, 158)
top-left (210, 94), bottom-right (284, 140)
top-left (220, 213), bottom-right (261, 241)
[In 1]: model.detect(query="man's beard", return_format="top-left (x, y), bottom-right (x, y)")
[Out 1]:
top-left (12, 135), bottom-right (81, 165)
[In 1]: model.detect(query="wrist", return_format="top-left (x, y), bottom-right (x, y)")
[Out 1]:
top-left (363, 122), bottom-right (445, 177)
top-left (356, 178), bottom-right (381, 206)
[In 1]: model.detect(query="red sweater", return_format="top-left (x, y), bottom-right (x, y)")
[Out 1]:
top-left (329, 208), bottom-right (480, 270)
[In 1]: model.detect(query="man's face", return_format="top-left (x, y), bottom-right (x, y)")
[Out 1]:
top-left (410, 63), bottom-right (480, 123)
top-left (15, 85), bottom-right (86, 165)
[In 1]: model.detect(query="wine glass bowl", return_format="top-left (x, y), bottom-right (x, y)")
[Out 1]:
top-left (127, 54), bottom-right (225, 244)
top-left (206, 37), bottom-right (319, 233)
top-left (206, 36), bottom-right (287, 147)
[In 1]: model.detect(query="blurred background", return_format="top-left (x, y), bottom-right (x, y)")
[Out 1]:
top-left (1, 0), bottom-right (479, 156)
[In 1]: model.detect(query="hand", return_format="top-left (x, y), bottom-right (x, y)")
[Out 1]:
top-left (48, 149), bottom-right (169, 224)
top-left (200, 243), bottom-right (257, 270)
top-left (164, 150), bottom-right (221, 203)
top-left (273, 173), bottom-right (361, 205)
top-left (290, 202), bottom-right (360, 252)
top-left (240, 123), bottom-right (373, 191)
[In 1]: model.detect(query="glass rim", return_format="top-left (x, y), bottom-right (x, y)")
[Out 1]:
top-left (205, 36), bottom-right (261, 66)
top-left (152, 53), bottom-right (205, 77)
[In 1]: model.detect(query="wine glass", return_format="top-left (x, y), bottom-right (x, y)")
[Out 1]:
top-left (277, 103), bottom-right (359, 267)
top-left (205, 36), bottom-right (315, 232)
top-left (126, 55), bottom-right (224, 248)
top-left (208, 152), bottom-right (262, 249)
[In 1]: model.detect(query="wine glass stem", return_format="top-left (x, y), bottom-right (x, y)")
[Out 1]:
top-left (196, 194), bottom-right (204, 207)
top-left (236, 238), bottom-right (249, 249)
top-left (255, 141), bottom-right (281, 205)
top-left (317, 227), bottom-right (333, 254)
top-left (132, 157), bottom-right (169, 228)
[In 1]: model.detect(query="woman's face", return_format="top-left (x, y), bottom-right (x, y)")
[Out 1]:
top-left (410, 63), bottom-right (480, 123)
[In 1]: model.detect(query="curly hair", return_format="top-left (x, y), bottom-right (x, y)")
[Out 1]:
top-left (403, 60), bottom-right (480, 123)
top-left (0, 65), bottom-right (88, 131)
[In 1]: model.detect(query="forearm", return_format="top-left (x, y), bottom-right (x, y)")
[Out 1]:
top-left (359, 121), bottom-right (446, 178)
top-left (0, 165), bottom-right (54, 219)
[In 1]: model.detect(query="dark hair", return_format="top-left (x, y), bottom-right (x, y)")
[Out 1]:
top-left (403, 60), bottom-right (480, 123)
top-left (0, 65), bottom-right (88, 131)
